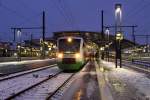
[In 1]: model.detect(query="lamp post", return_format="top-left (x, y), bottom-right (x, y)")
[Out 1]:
top-left (100, 47), bottom-right (105, 60)
top-left (17, 44), bottom-right (21, 61)
top-left (40, 38), bottom-right (46, 59)
top-left (105, 28), bottom-right (110, 61)
top-left (115, 4), bottom-right (123, 68)
top-left (116, 32), bottom-right (123, 68)
top-left (17, 29), bottom-right (22, 61)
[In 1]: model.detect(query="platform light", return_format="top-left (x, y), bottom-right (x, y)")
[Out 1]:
top-left (105, 28), bottom-right (110, 35)
top-left (24, 49), bottom-right (27, 53)
top-left (105, 44), bottom-right (109, 48)
top-left (116, 32), bottom-right (123, 40)
top-left (115, 4), bottom-right (122, 17)
top-left (67, 37), bottom-right (72, 43)
top-left (5, 49), bottom-right (7, 53)
top-left (53, 45), bottom-right (56, 48)
top-left (17, 45), bottom-right (21, 48)
top-left (100, 47), bottom-right (104, 51)
top-left (14, 53), bottom-right (17, 56)
top-left (58, 53), bottom-right (63, 58)
top-left (49, 47), bottom-right (51, 51)
top-left (36, 53), bottom-right (39, 56)
top-left (46, 51), bottom-right (49, 54)
top-left (115, 5), bottom-right (121, 14)
top-left (17, 29), bottom-right (21, 37)
top-left (40, 47), bottom-right (43, 51)
top-left (75, 53), bottom-right (80, 58)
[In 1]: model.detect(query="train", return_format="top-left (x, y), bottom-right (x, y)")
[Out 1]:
top-left (56, 36), bottom-right (86, 71)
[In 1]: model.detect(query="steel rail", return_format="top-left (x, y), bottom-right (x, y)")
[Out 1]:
top-left (5, 71), bottom-right (62, 100)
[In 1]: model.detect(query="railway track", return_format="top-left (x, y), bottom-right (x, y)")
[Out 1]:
top-left (7, 72), bottom-right (75, 100)
top-left (108, 59), bottom-right (150, 73)
top-left (0, 64), bottom-right (57, 82)
top-left (5, 71), bottom-right (63, 100)
top-left (46, 73), bottom-right (75, 100)
top-left (0, 65), bottom-right (60, 100)
top-left (0, 61), bottom-right (89, 100)
top-left (122, 60), bottom-right (150, 73)
top-left (7, 63), bottom-right (88, 100)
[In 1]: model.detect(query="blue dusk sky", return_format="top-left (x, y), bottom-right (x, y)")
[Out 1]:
top-left (0, 0), bottom-right (150, 44)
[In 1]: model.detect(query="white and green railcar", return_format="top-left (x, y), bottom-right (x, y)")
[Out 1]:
top-left (57, 36), bottom-right (85, 71)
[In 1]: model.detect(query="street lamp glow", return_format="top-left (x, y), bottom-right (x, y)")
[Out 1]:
top-left (49, 47), bottom-right (51, 51)
top-left (115, 4), bottom-right (122, 31)
top-left (116, 32), bottom-right (123, 40)
top-left (115, 4), bottom-right (122, 14)
top-left (100, 47), bottom-right (104, 51)
top-left (17, 45), bottom-right (21, 48)
top-left (24, 49), bottom-right (27, 53)
top-left (105, 28), bottom-right (110, 35)
top-left (14, 53), bottom-right (17, 56)
top-left (116, 7), bottom-right (121, 14)
top-left (17, 29), bottom-right (21, 37)
top-left (53, 45), bottom-right (56, 48)
top-left (105, 45), bottom-right (109, 48)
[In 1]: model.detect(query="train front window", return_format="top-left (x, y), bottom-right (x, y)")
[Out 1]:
top-left (58, 39), bottom-right (81, 53)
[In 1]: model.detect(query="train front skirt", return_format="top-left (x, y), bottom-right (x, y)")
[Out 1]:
top-left (57, 61), bottom-right (83, 71)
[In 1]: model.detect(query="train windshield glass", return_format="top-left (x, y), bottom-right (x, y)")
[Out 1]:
top-left (58, 39), bottom-right (81, 53)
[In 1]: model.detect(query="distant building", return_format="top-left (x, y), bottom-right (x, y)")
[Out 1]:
top-left (0, 42), bottom-right (13, 56)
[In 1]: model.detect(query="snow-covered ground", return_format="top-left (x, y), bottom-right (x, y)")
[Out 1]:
top-left (101, 61), bottom-right (150, 100)
top-left (0, 66), bottom-right (60, 100)
top-left (14, 73), bottom-right (73, 100)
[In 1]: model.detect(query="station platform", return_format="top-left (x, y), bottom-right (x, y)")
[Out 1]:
top-left (0, 58), bottom-right (56, 76)
top-left (95, 60), bottom-right (150, 100)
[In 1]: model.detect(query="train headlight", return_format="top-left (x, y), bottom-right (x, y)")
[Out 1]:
top-left (58, 53), bottom-right (63, 58)
top-left (67, 37), bottom-right (72, 43)
top-left (75, 53), bottom-right (80, 58)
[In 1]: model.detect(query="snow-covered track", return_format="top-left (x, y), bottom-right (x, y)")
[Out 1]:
top-left (5, 71), bottom-right (62, 100)
top-left (46, 73), bottom-right (75, 100)
top-left (0, 65), bottom-right (60, 100)
top-left (0, 64), bottom-right (57, 82)
top-left (122, 61), bottom-right (150, 73)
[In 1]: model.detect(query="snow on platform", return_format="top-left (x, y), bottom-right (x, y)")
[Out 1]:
top-left (101, 60), bottom-right (150, 99)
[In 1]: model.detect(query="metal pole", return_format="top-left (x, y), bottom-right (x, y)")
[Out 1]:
top-left (146, 35), bottom-right (149, 52)
top-left (115, 11), bottom-right (118, 68)
top-left (13, 29), bottom-right (16, 42)
top-left (30, 34), bottom-right (33, 57)
top-left (43, 11), bottom-right (45, 41)
top-left (132, 26), bottom-right (136, 45)
top-left (107, 28), bottom-right (110, 62)
top-left (115, 40), bottom-right (118, 68)
top-left (119, 40), bottom-right (122, 68)
top-left (19, 29), bottom-right (21, 61)
top-left (108, 34), bottom-right (110, 62)
top-left (42, 11), bottom-right (45, 59)
top-left (101, 10), bottom-right (104, 39)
